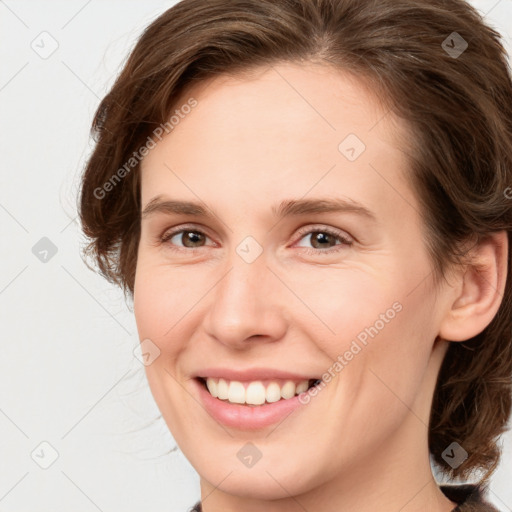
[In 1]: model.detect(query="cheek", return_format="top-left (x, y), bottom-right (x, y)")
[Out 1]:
top-left (295, 266), bottom-right (435, 393)
top-left (133, 261), bottom-right (191, 351)
top-left (283, 267), bottom-right (402, 355)
top-left (333, 287), bottom-right (436, 432)
top-left (134, 248), bottom-right (435, 371)
top-left (133, 263), bottom-right (197, 427)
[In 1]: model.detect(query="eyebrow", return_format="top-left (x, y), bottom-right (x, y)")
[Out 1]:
top-left (141, 195), bottom-right (377, 221)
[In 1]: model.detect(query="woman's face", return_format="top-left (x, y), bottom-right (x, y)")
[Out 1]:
top-left (134, 63), bottom-right (455, 503)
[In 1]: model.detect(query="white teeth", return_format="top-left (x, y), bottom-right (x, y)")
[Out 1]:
top-left (246, 382), bottom-right (266, 405)
top-left (217, 378), bottom-right (229, 400)
top-left (203, 377), bottom-right (312, 405)
top-left (266, 382), bottom-right (282, 403)
top-left (281, 381), bottom-right (296, 399)
top-left (206, 377), bottom-right (218, 397)
top-left (296, 380), bottom-right (309, 394)
top-left (228, 381), bottom-right (246, 404)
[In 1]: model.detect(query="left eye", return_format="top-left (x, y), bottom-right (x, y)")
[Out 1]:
top-left (294, 227), bottom-right (352, 253)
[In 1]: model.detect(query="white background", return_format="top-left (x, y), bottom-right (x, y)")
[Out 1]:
top-left (0, 1), bottom-right (511, 511)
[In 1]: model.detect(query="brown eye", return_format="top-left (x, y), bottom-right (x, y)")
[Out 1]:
top-left (181, 231), bottom-right (206, 248)
top-left (162, 229), bottom-right (208, 248)
top-left (294, 226), bottom-right (352, 253)
top-left (308, 232), bottom-right (339, 249)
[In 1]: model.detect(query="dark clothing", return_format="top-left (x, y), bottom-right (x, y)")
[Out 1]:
top-left (442, 484), bottom-right (500, 512)
top-left (189, 483), bottom-right (501, 511)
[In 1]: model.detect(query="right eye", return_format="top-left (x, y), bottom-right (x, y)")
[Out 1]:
top-left (160, 226), bottom-right (214, 251)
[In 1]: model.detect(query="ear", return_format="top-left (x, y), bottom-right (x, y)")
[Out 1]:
top-left (438, 231), bottom-right (508, 342)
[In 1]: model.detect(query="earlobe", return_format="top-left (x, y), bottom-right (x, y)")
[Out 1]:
top-left (438, 231), bottom-right (508, 342)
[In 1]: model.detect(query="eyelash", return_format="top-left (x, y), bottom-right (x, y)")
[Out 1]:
top-left (159, 224), bottom-right (353, 256)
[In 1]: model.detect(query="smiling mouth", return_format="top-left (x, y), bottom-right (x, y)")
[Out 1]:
top-left (196, 377), bottom-right (321, 406)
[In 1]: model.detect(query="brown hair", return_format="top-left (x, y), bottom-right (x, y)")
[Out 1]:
top-left (78, 0), bottom-right (512, 483)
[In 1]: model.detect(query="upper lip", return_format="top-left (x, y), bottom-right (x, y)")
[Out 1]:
top-left (195, 367), bottom-right (319, 382)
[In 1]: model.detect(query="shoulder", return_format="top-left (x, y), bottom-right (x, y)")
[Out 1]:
top-left (440, 483), bottom-right (501, 512)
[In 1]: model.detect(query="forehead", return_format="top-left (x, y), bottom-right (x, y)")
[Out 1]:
top-left (140, 62), bottom-right (415, 222)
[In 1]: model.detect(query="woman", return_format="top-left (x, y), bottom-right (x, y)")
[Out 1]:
top-left (78, 0), bottom-right (512, 510)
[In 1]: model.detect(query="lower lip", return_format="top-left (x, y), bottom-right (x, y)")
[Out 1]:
top-left (194, 378), bottom-right (308, 430)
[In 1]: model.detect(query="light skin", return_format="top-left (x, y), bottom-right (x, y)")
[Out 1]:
top-left (133, 62), bottom-right (507, 512)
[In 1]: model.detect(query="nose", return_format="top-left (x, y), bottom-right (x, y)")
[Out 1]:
top-left (202, 248), bottom-right (288, 349)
